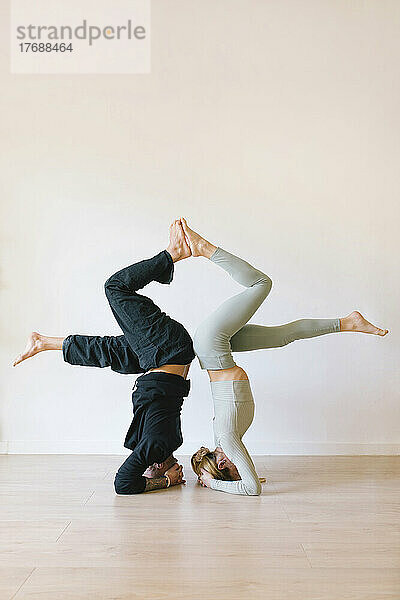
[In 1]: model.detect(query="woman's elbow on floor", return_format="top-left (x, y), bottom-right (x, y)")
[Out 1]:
top-left (246, 481), bottom-right (262, 496)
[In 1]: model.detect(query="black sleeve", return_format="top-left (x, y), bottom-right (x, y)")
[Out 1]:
top-left (114, 439), bottom-right (166, 495)
top-left (114, 449), bottom-right (147, 495)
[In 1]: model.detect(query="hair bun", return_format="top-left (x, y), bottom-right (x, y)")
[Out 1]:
top-left (193, 446), bottom-right (210, 463)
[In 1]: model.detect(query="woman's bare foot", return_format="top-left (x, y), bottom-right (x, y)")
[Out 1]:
top-left (340, 311), bottom-right (388, 336)
top-left (166, 220), bottom-right (191, 263)
top-left (13, 332), bottom-right (65, 366)
top-left (180, 218), bottom-right (217, 258)
top-left (13, 332), bottom-right (46, 366)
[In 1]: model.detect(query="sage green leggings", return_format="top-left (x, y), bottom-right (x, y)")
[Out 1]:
top-left (194, 247), bottom-right (340, 370)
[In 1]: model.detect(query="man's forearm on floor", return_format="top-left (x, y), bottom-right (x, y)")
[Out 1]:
top-left (144, 477), bottom-right (168, 492)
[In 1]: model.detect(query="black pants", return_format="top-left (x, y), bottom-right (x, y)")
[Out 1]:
top-left (62, 251), bottom-right (194, 494)
top-left (63, 250), bottom-right (195, 373)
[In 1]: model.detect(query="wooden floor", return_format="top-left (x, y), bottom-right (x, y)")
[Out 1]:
top-left (0, 455), bottom-right (399, 600)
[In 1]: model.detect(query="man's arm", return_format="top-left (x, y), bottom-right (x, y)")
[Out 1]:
top-left (145, 463), bottom-right (185, 491)
top-left (114, 449), bottom-right (185, 495)
top-left (114, 445), bottom-right (152, 495)
top-left (144, 477), bottom-right (168, 492)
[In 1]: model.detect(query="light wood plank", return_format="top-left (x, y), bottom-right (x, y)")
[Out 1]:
top-left (280, 498), bottom-right (399, 523)
top-left (0, 540), bottom-right (309, 569)
top-left (0, 520), bottom-right (69, 543)
top-left (303, 542), bottom-right (400, 568)
top-left (0, 567), bottom-right (34, 600)
top-left (13, 567), bottom-right (400, 600)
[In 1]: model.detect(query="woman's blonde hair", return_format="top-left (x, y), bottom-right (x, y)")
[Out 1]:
top-left (191, 446), bottom-right (232, 481)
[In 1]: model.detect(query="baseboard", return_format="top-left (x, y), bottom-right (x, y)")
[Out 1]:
top-left (1, 440), bottom-right (399, 455)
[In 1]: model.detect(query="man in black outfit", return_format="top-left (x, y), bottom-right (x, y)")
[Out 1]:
top-left (13, 220), bottom-right (194, 494)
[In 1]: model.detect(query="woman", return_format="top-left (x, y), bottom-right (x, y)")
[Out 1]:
top-left (182, 219), bottom-right (389, 496)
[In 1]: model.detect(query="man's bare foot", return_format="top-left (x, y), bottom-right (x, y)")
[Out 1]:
top-left (340, 311), bottom-right (388, 336)
top-left (180, 218), bottom-right (217, 259)
top-left (12, 332), bottom-right (65, 366)
top-left (166, 220), bottom-right (191, 263)
top-left (13, 332), bottom-right (46, 366)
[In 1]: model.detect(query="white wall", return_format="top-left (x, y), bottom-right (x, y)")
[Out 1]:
top-left (1, 0), bottom-right (399, 455)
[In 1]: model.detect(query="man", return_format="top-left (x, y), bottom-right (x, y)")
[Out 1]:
top-left (13, 220), bottom-right (194, 494)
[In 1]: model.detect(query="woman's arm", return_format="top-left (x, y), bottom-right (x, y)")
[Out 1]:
top-left (208, 432), bottom-right (261, 496)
